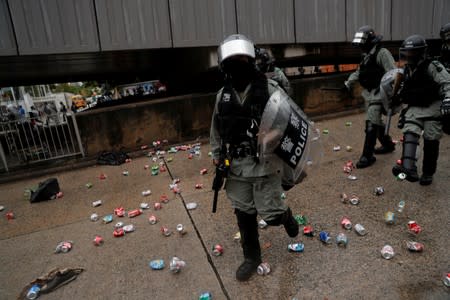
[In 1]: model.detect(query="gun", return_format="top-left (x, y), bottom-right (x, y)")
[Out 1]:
top-left (385, 71), bottom-right (404, 136)
top-left (212, 144), bottom-right (230, 213)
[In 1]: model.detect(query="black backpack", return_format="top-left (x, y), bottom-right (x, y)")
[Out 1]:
top-left (97, 150), bottom-right (129, 166)
top-left (30, 178), bottom-right (60, 203)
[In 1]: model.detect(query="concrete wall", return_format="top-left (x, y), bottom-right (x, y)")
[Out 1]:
top-left (76, 73), bottom-right (363, 157)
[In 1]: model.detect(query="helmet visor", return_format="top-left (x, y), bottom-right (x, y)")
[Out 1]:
top-left (399, 48), bottom-right (426, 66)
top-left (352, 32), bottom-right (369, 46)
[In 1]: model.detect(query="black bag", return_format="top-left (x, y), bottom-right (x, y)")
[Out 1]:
top-left (97, 150), bottom-right (129, 166)
top-left (30, 178), bottom-right (60, 203)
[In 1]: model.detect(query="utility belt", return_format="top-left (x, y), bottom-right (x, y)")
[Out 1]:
top-left (230, 143), bottom-right (257, 159)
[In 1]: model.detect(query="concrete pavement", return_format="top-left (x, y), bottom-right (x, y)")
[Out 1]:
top-left (1, 112), bottom-right (449, 300)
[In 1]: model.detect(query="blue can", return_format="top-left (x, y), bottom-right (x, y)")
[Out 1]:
top-left (199, 292), bottom-right (212, 300)
top-left (149, 259), bottom-right (165, 270)
top-left (287, 243), bottom-right (305, 252)
top-left (319, 231), bottom-right (331, 244)
top-left (26, 284), bottom-right (40, 300)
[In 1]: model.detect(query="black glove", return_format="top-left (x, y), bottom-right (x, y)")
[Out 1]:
top-left (441, 98), bottom-right (450, 115)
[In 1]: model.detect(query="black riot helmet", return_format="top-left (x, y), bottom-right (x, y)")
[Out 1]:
top-left (352, 25), bottom-right (382, 51)
top-left (255, 48), bottom-right (275, 72)
top-left (440, 23), bottom-right (450, 63)
top-left (440, 22), bottom-right (450, 41)
top-left (399, 35), bottom-right (428, 67)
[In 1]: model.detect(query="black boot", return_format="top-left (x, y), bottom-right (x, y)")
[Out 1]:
top-left (420, 140), bottom-right (439, 186)
top-left (374, 125), bottom-right (396, 154)
top-left (235, 210), bottom-right (261, 281)
top-left (356, 121), bottom-right (377, 168)
top-left (392, 132), bottom-right (419, 182)
top-left (265, 207), bottom-right (299, 238)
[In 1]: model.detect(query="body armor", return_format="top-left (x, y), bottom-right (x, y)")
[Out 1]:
top-left (359, 45), bottom-right (384, 91)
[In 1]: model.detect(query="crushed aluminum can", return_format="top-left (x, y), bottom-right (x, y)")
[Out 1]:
top-left (114, 222), bottom-right (124, 229)
top-left (93, 235), bottom-right (103, 246)
top-left (345, 145), bottom-right (353, 152)
top-left (406, 241), bottom-right (424, 252)
top-left (443, 274), bottom-right (450, 287)
top-left (397, 172), bottom-right (406, 181)
top-left (142, 190), bottom-right (151, 197)
top-left (113, 228), bottom-right (125, 237)
top-left (86, 182), bottom-right (93, 189)
top-left (341, 217), bottom-right (352, 230)
top-left (55, 241), bottom-right (73, 253)
top-left (92, 200), bottom-right (102, 207)
top-left (140, 202), bottom-right (150, 209)
top-left (343, 160), bottom-right (355, 174)
top-left (381, 245), bottom-right (395, 259)
top-left (123, 224), bottom-right (135, 233)
top-left (154, 202), bottom-right (162, 210)
top-left (294, 215), bottom-right (307, 225)
top-left (188, 153), bottom-right (193, 159)
top-left (258, 219), bottom-right (268, 229)
top-left (345, 121), bottom-right (352, 127)
top-left (288, 243), bottom-right (305, 252)
top-left (186, 202), bottom-right (198, 210)
top-left (122, 170), bottom-right (129, 176)
top-left (161, 226), bottom-right (172, 237)
top-left (333, 145), bottom-right (341, 151)
top-left (144, 164), bottom-right (149, 170)
top-left (102, 214), bottom-right (113, 224)
top-left (195, 183), bottom-right (203, 189)
top-left (148, 215), bottom-right (158, 224)
top-left (128, 209), bottom-right (142, 218)
top-left (349, 195), bottom-right (360, 205)
top-left (160, 194), bottom-right (169, 203)
top-left (0, 205), bottom-right (4, 211)
top-left (176, 224), bottom-right (187, 235)
top-left (322, 129), bottom-right (329, 134)
top-left (354, 224), bottom-right (367, 236)
top-left (199, 292), bottom-right (212, 300)
top-left (159, 166), bottom-right (166, 172)
top-left (347, 174), bottom-right (357, 180)
top-left (319, 231), bottom-right (332, 244)
top-left (200, 168), bottom-right (208, 175)
top-left (340, 192), bottom-right (349, 203)
top-left (167, 157), bottom-right (173, 162)
top-left (99, 173), bottom-right (107, 180)
top-left (336, 233), bottom-right (348, 247)
top-left (303, 225), bottom-right (314, 237)
top-left (407, 220), bottom-right (422, 234)
top-left (149, 259), bottom-right (165, 270)
top-left (169, 257), bottom-right (186, 273)
top-left (56, 191), bottom-right (64, 198)
top-left (233, 232), bottom-right (241, 242)
top-left (374, 186), bottom-right (385, 196)
top-left (90, 213), bottom-right (99, 222)
top-left (125, 158), bottom-right (132, 163)
top-left (114, 207), bottom-right (125, 217)
top-left (257, 262), bottom-right (271, 276)
top-left (212, 244), bottom-right (224, 256)
top-left (5, 211), bottom-right (14, 220)
top-left (385, 211), bottom-right (395, 224)
top-left (397, 200), bottom-right (406, 213)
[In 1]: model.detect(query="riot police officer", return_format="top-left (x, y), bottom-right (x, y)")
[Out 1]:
top-left (256, 48), bottom-right (292, 96)
top-left (210, 34), bottom-right (299, 281)
top-left (440, 22), bottom-right (450, 71)
top-left (392, 35), bottom-right (450, 185)
top-left (345, 26), bottom-right (397, 168)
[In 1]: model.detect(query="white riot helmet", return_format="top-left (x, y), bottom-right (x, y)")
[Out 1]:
top-left (218, 34), bottom-right (256, 67)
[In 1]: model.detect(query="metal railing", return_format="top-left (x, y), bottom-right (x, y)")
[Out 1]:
top-left (0, 112), bottom-right (84, 172)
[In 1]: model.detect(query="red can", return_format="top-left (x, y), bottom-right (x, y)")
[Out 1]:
top-left (188, 153), bottom-right (193, 159)
top-left (114, 207), bottom-right (125, 217)
top-left (128, 209), bottom-right (142, 218)
top-left (303, 225), bottom-right (314, 236)
top-left (161, 226), bottom-right (171, 236)
top-left (341, 216), bottom-right (352, 230)
top-left (93, 235), bottom-right (104, 246)
top-left (5, 211), bottom-right (14, 220)
top-left (148, 215), bottom-right (157, 224)
top-left (212, 244), bottom-right (224, 256)
top-left (113, 228), bottom-right (124, 237)
top-left (200, 168), bottom-right (208, 175)
top-left (406, 241), bottom-right (424, 252)
top-left (160, 194), bottom-right (169, 203)
top-left (408, 220), bottom-right (422, 234)
top-left (195, 183), bottom-right (203, 189)
top-left (154, 202), bottom-right (162, 210)
top-left (99, 173), bottom-right (107, 180)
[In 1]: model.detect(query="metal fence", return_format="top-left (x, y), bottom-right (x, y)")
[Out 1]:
top-left (0, 112), bottom-right (84, 172)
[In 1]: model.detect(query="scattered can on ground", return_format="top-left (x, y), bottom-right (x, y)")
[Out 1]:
top-left (233, 232), bottom-right (241, 242)
top-left (144, 164), bottom-right (149, 170)
top-left (374, 186), bottom-right (385, 196)
top-left (90, 213), bottom-right (99, 222)
top-left (114, 222), bottom-right (124, 229)
top-left (123, 224), bottom-right (135, 233)
top-left (212, 244), bottom-right (224, 256)
top-left (333, 145), bottom-right (341, 151)
top-left (199, 292), bottom-right (212, 300)
top-left (397, 200), bottom-right (406, 213)
top-left (160, 194), bottom-right (169, 203)
top-left (258, 219), bottom-right (268, 229)
top-left (142, 190), bottom-right (151, 197)
top-left (56, 191), bottom-right (64, 198)
top-left (55, 241), bottom-right (73, 253)
top-left (102, 214), bottom-right (113, 224)
top-left (99, 173), bottom-right (107, 180)
top-left (257, 262), bottom-right (271, 276)
top-left (161, 226), bottom-right (172, 236)
top-left (384, 211), bottom-right (395, 224)
top-left (340, 192), bottom-right (349, 203)
top-left (345, 145), bottom-right (353, 152)
top-left (128, 209), bottom-right (142, 218)
top-left (381, 245), bottom-right (395, 259)
top-left (114, 207), bottom-right (125, 217)
top-left (443, 274), bottom-right (450, 287)
top-left (407, 220), bottom-right (422, 234)
top-left (303, 225), bottom-right (314, 237)
top-left (396, 172), bottom-right (406, 181)
top-left (341, 217), bottom-right (352, 230)
top-left (92, 200), bottom-right (102, 207)
top-left (322, 129), bottom-right (329, 134)
top-left (280, 192), bottom-right (286, 200)
top-left (294, 215), bottom-right (307, 225)
top-left (86, 182), bottom-right (93, 189)
top-left (26, 284), bottom-right (41, 300)
top-left (186, 202), bottom-right (198, 210)
top-left (345, 121), bottom-right (352, 127)
top-left (319, 231), bottom-right (332, 244)
top-left (336, 233), bottom-right (348, 247)
top-left (406, 241), bottom-right (424, 252)
top-left (113, 228), bottom-right (125, 237)
top-left (0, 205), bottom-right (4, 211)
top-left (149, 259), bottom-right (165, 270)
top-left (122, 170), bottom-right (129, 176)
top-left (347, 175), bottom-right (357, 180)
top-left (349, 194), bottom-right (360, 205)
top-left (176, 224), bottom-right (187, 235)
top-left (200, 168), bottom-right (208, 175)
top-left (154, 202), bottom-right (162, 210)
top-left (148, 215), bottom-right (158, 225)
top-left (169, 257), bottom-right (186, 273)
top-left (93, 235), bottom-right (103, 246)
top-left (5, 211), bottom-right (14, 220)
top-left (354, 224), bottom-right (367, 236)
top-left (195, 183), bottom-right (203, 189)
top-left (140, 202), bottom-right (150, 209)
top-left (288, 243), bottom-right (305, 252)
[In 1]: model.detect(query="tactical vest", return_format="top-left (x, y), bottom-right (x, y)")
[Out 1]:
top-left (400, 60), bottom-right (440, 107)
top-left (216, 78), bottom-right (269, 148)
top-left (358, 45), bottom-right (385, 91)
